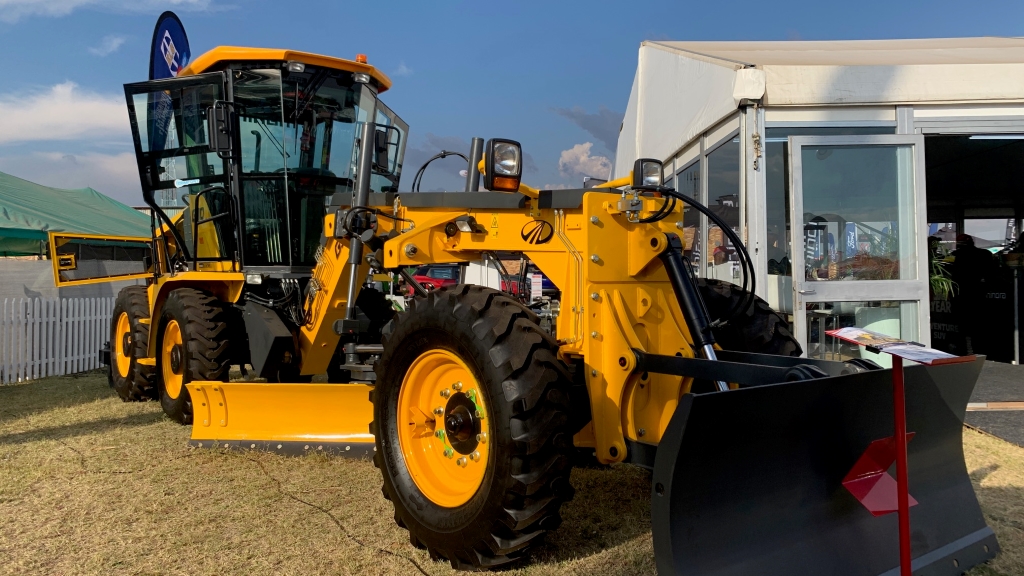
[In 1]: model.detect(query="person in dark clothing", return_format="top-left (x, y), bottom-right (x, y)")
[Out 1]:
top-left (950, 234), bottom-right (997, 354)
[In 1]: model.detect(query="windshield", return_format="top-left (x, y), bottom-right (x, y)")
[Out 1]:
top-left (234, 67), bottom-right (407, 268)
top-left (281, 74), bottom-right (369, 192)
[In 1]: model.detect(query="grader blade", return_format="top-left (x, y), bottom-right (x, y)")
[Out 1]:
top-left (187, 382), bottom-right (376, 456)
top-left (652, 357), bottom-right (998, 576)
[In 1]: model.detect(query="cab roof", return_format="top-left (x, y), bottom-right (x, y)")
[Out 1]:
top-left (179, 46), bottom-right (392, 93)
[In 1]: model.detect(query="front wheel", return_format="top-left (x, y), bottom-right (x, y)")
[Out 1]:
top-left (373, 285), bottom-right (576, 569)
top-left (157, 288), bottom-right (231, 424)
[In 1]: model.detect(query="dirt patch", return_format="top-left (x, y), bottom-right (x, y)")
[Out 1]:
top-left (0, 372), bottom-right (1020, 575)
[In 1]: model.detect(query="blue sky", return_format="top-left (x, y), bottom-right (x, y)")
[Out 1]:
top-left (1, 0), bottom-right (1024, 203)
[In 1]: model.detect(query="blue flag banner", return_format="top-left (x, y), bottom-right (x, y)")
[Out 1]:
top-left (150, 11), bottom-right (191, 80)
top-left (147, 12), bottom-right (192, 207)
top-left (147, 12), bottom-right (191, 160)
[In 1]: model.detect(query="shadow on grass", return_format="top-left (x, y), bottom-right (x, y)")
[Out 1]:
top-left (0, 411), bottom-right (165, 445)
top-left (526, 464), bottom-right (653, 566)
top-left (0, 369), bottom-right (135, 421)
top-left (968, 485), bottom-right (1024, 576)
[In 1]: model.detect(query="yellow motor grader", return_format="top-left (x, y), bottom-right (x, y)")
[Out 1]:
top-left (49, 46), bottom-right (998, 575)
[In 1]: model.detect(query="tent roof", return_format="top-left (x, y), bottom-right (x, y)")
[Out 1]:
top-left (613, 37), bottom-right (1024, 177)
top-left (0, 171), bottom-right (150, 255)
top-left (649, 37), bottom-right (1024, 67)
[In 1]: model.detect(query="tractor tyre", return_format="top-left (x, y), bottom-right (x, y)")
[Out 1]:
top-left (697, 278), bottom-right (801, 357)
top-left (157, 288), bottom-right (231, 425)
top-left (373, 285), bottom-right (576, 569)
top-left (109, 286), bottom-right (157, 401)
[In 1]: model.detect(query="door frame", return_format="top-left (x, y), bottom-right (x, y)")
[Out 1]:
top-left (788, 134), bottom-right (930, 355)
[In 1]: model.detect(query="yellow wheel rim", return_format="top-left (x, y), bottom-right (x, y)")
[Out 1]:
top-left (397, 349), bottom-right (490, 508)
top-left (114, 312), bottom-right (132, 378)
top-left (161, 320), bottom-right (184, 400)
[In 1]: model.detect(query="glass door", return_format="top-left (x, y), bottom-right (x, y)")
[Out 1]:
top-left (788, 135), bottom-right (929, 365)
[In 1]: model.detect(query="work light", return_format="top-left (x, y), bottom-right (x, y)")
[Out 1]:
top-left (632, 158), bottom-right (664, 189)
top-left (484, 139), bottom-right (522, 192)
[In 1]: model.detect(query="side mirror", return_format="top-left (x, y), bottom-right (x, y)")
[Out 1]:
top-left (373, 125), bottom-right (400, 174)
top-left (206, 101), bottom-right (235, 158)
top-left (483, 138), bottom-right (522, 192)
top-left (632, 158), bottom-right (664, 190)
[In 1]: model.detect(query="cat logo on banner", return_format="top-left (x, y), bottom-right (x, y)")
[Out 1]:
top-left (520, 220), bottom-right (554, 245)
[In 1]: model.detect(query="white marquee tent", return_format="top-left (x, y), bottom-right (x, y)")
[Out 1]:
top-left (613, 37), bottom-right (1024, 176)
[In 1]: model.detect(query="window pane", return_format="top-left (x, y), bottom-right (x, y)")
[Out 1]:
top-left (764, 127), bottom-right (895, 281)
top-left (241, 179), bottom-right (288, 266)
top-left (707, 137), bottom-right (740, 284)
top-left (237, 69), bottom-right (286, 174)
top-left (807, 300), bottom-right (917, 368)
top-left (963, 218), bottom-right (1013, 250)
top-left (235, 69), bottom-right (289, 266)
top-left (132, 91), bottom-right (180, 154)
top-left (674, 161), bottom-right (701, 272)
top-left (800, 145), bottom-right (917, 282)
top-left (52, 236), bottom-right (150, 284)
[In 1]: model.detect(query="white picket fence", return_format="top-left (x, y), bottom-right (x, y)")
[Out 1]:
top-left (0, 297), bottom-right (115, 384)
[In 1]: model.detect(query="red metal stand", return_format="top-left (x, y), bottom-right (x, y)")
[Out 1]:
top-left (892, 355), bottom-right (912, 576)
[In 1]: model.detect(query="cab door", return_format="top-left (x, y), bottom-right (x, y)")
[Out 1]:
top-left (124, 73), bottom-right (235, 267)
top-left (48, 232), bottom-right (152, 287)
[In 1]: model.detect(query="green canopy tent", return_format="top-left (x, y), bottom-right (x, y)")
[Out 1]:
top-left (0, 171), bottom-right (150, 256)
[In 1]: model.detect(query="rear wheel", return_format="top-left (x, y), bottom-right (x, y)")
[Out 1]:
top-left (158, 288), bottom-right (231, 424)
top-left (697, 278), bottom-right (801, 357)
top-left (373, 285), bottom-right (576, 569)
top-left (110, 286), bottom-right (157, 401)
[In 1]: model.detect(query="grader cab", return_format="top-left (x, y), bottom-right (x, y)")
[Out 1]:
top-left (52, 45), bottom-right (999, 575)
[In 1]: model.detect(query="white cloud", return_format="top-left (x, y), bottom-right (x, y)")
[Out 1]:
top-left (393, 62), bottom-right (413, 77)
top-left (0, 82), bottom-right (128, 145)
top-left (0, 0), bottom-right (212, 23)
top-left (88, 35), bottom-right (126, 57)
top-left (558, 142), bottom-right (611, 181)
top-left (543, 183), bottom-right (572, 190)
top-left (0, 152), bottom-right (140, 204)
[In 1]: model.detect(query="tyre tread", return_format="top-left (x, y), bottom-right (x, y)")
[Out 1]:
top-left (375, 285), bottom-right (575, 569)
top-left (111, 285), bottom-right (157, 401)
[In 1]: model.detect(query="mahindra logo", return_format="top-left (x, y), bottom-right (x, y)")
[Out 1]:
top-left (520, 220), bottom-right (554, 245)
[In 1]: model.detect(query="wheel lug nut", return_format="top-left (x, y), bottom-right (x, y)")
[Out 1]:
top-left (476, 433), bottom-right (487, 443)
top-left (452, 382), bottom-right (463, 391)
top-left (475, 410), bottom-right (483, 419)
top-left (440, 389), bottom-right (451, 398)
top-left (457, 457), bottom-right (468, 467)
top-left (435, 430), bottom-right (445, 439)
top-left (433, 406), bottom-right (444, 416)
top-left (469, 451), bottom-right (481, 462)
top-left (444, 448), bottom-right (454, 458)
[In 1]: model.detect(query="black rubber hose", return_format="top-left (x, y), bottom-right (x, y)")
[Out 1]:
top-left (661, 189), bottom-right (757, 326)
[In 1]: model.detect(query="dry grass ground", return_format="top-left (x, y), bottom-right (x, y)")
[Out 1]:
top-left (0, 371), bottom-right (1021, 576)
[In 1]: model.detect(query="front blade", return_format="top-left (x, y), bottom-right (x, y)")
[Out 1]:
top-left (187, 382), bottom-right (375, 457)
top-left (652, 358), bottom-right (999, 576)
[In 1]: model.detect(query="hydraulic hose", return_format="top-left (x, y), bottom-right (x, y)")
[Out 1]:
top-left (658, 189), bottom-right (757, 327)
